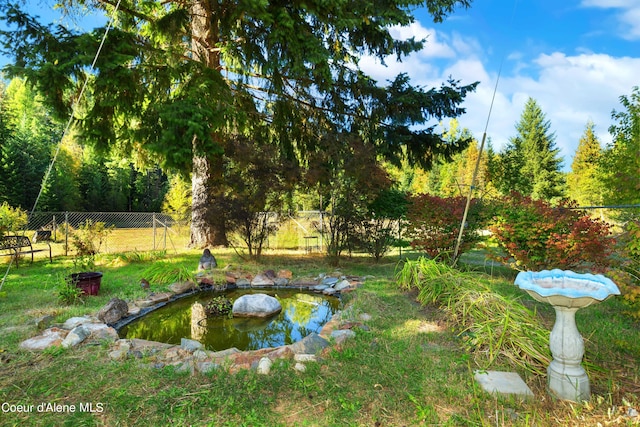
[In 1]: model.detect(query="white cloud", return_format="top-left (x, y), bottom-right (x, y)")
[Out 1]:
top-left (456, 52), bottom-right (639, 168)
top-left (359, 24), bottom-right (640, 171)
top-left (580, 0), bottom-right (640, 40)
top-left (389, 22), bottom-right (456, 59)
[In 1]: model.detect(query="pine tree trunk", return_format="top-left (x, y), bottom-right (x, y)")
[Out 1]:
top-left (190, 153), bottom-right (228, 247)
top-left (189, 0), bottom-right (228, 248)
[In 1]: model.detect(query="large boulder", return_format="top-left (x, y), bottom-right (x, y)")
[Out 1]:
top-left (232, 294), bottom-right (282, 318)
top-left (97, 298), bottom-right (129, 324)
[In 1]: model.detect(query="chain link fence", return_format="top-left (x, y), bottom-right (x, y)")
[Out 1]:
top-left (17, 211), bottom-right (327, 260)
top-left (23, 212), bottom-right (189, 258)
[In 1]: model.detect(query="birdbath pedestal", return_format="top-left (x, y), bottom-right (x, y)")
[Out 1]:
top-left (515, 269), bottom-right (620, 402)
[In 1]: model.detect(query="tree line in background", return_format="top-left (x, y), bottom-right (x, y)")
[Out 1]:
top-left (1, 77), bottom-right (638, 227)
top-left (0, 78), bottom-right (168, 213)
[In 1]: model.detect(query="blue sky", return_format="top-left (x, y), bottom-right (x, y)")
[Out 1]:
top-left (361, 0), bottom-right (640, 170)
top-left (2, 1), bottom-right (639, 171)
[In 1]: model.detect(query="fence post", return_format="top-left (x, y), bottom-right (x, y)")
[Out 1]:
top-left (53, 215), bottom-right (57, 241)
top-left (152, 213), bottom-right (156, 250)
top-left (64, 212), bottom-right (69, 256)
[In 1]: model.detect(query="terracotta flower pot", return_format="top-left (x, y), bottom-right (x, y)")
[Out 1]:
top-left (70, 272), bottom-right (103, 296)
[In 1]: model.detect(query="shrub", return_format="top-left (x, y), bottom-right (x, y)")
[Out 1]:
top-left (56, 277), bottom-right (85, 305)
top-left (70, 219), bottom-right (114, 256)
top-left (359, 189), bottom-right (408, 262)
top-left (488, 192), bottom-right (615, 272)
top-left (0, 202), bottom-right (28, 238)
top-left (405, 194), bottom-right (483, 261)
top-left (611, 220), bottom-right (640, 318)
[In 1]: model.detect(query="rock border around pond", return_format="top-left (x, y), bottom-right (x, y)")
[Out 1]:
top-left (19, 269), bottom-right (371, 375)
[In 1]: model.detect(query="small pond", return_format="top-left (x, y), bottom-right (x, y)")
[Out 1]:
top-left (119, 289), bottom-right (341, 351)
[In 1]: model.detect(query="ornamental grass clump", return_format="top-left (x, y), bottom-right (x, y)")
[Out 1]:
top-left (397, 257), bottom-right (551, 376)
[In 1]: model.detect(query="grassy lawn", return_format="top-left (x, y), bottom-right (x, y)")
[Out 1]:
top-left (0, 249), bottom-right (638, 426)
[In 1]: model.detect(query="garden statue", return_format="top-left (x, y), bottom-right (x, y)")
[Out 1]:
top-left (198, 249), bottom-right (217, 271)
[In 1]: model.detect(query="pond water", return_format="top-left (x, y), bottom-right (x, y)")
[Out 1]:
top-left (119, 289), bottom-right (341, 351)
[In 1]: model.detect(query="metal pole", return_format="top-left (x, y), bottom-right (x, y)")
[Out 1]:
top-left (319, 195), bottom-right (323, 252)
top-left (64, 212), bottom-right (69, 256)
top-left (153, 213), bottom-right (157, 250)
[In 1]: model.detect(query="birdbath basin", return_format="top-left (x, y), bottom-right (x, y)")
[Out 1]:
top-left (515, 269), bottom-right (620, 402)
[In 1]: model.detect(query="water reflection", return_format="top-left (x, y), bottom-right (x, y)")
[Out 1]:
top-left (191, 302), bottom-right (207, 341)
top-left (119, 289), bottom-right (341, 351)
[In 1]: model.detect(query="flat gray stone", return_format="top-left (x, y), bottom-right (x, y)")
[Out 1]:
top-left (83, 323), bottom-right (119, 342)
top-left (251, 274), bottom-right (275, 287)
top-left (169, 281), bottom-right (196, 294)
top-left (196, 361), bottom-right (219, 373)
top-left (181, 338), bottom-right (204, 352)
top-left (331, 329), bottom-right (356, 345)
top-left (19, 328), bottom-right (68, 351)
top-left (334, 280), bottom-right (352, 291)
top-left (320, 277), bottom-right (339, 286)
top-left (288, 333), bottom-right (330, 354)
top-left (273, 277), bottom-right (289, 286)
top-left (137, 292), bottom-right (173, 308)
top-left (474, 371), bottom-right (534, 398)
top-left (62, 316), bottom-right (92, 330)
top-left (210, 348), bottom-right (241, 358)
top-left (235, 278), bottom-right (251, 288)
top-left (291, 278), bottom-right (318, 287)
top-left (62, 325), bottom-right (91, 348)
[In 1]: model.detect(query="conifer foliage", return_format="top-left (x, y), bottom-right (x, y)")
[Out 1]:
top-left (0, 0), bottom-right (478, 247)
top-left (567, 121), bottom-right (603, 207)
top-left (492, 98), bottom-right (565, 202)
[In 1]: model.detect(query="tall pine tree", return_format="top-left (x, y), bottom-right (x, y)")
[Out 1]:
top-left (0, 1), bottom-right (478, 247)
top-left (494, 97), bottom-right (565, 201)
top-left (567, 121), bottom-right (603, 207)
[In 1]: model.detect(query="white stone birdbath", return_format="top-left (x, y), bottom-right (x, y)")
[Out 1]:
top-left (514, 269), bottom-right (620, 402)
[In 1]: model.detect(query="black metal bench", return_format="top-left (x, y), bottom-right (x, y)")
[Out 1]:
top-left (0, 233), bottom-right (52, 267)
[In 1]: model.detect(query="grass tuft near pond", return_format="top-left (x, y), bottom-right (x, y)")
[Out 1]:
top-left (0, 249), bottom-right (638, 426)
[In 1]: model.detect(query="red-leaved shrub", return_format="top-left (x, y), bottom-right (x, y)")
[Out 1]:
top-left (489, 193), bottom-right (615, 272)
top-left (405, 194), bottom-right (483, 260)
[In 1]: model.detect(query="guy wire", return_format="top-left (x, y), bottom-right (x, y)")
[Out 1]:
top-left (451, 0), bottom-right (519, 264)
top-left (1, 0), bottom-right (123, 292)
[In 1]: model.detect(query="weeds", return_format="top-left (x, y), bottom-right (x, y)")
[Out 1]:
top-left (56, 276), bottom-right (85, 305)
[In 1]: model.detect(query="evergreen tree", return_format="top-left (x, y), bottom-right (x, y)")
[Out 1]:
top-left (494, 98), bottom-right (565, 201)
top-left (0, 0), bottom-right (478, 247)
top-left (38, 142), bottom-right (83, 211)
top-left (0, 77), bottom-right (62, 209)
top-left (600, 87), bottom-right (640, 220)
top-left (566, 121), bottom-right (604, 207)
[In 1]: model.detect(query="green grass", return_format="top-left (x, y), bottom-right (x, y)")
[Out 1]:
top-left (0, 249), bottom-right (639, 426)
